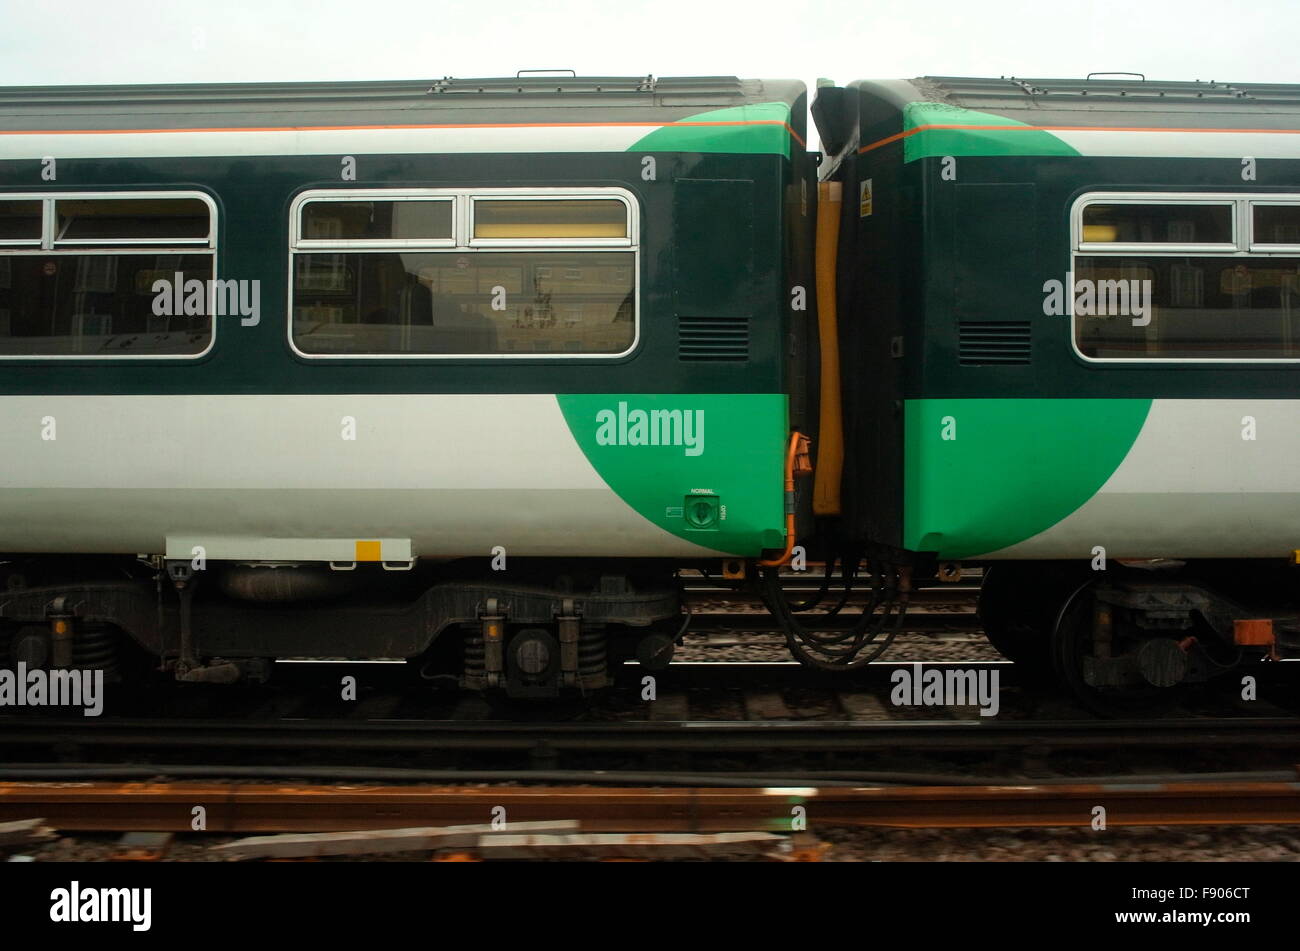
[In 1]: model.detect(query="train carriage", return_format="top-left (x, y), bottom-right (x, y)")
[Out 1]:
top-left (0, 75), bottom-right (815, 695)
top-left (813, 76), bottom-right (1300, 707)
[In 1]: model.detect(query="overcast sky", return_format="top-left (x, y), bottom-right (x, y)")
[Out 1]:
top-left (1, 0), bottom-right (1291, 146)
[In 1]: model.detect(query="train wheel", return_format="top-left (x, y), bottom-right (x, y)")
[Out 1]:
top-left (1050, 579), bottom-right (1177, 717)
top-left (5, 624), bottom-right (50, 669)
top-left (978, 568), bottom-right (1043, 666)
top-left (978, 565), bottom-right (1087, 670)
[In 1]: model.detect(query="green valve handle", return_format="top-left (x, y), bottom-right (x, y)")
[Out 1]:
top-left (684, 495), bottom-right (719, 529)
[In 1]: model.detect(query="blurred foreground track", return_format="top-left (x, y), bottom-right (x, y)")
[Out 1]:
top-left (5, 780), bottom-right (1300, 833)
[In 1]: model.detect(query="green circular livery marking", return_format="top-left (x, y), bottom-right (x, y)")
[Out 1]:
top-left (905, 398), bottom-right (1152, 558)
top-left (557, 393), bottom-right (787, 556)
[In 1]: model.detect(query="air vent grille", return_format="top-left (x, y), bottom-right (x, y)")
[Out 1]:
top-left (678, 316), bottom-right (749, 361)
top-left (958, 321), bottom-right (1031, 365)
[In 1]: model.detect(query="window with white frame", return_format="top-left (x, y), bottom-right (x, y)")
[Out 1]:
top-left (0, 193), bottom-right (215, 357)
top-left (289, 188), bottom-right (638, 357)
top-left (1073, 193), bottom-right (1300, 361)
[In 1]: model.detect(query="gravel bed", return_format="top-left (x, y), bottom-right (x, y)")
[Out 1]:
top-left (673, 631), bottom-right (1004, 664)
top-left (817, 825), bottom-right (1300, 861)
top-left (12, 825), bottom-right (1300, 862)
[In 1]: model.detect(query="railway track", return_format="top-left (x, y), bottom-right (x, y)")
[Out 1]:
top-left (4, 714), bottom-right (1299, 773)
top-left (3, 586), bottom-right (1296, 796)
top-left (5, 779), bottom-right (1300, 834)
top-left (3, 656), bottom-right (1296, 757)
top-left (685, 613), bottom-right (980, 634)
top-left (8, 654), bottom-right (1288, 722)
top-left (4, 645), bottom-right (1295, 786)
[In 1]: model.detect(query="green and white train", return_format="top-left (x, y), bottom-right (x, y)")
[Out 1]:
top-left (0, 72), bottom-right (1297, 706)
top-left (0, 75), bottom-right (814, 696)
top-left (815, 75), bottom-right (1300, 706)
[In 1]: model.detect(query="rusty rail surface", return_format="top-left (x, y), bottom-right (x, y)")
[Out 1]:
top-left (3, 780), bottom-right (1300, 833)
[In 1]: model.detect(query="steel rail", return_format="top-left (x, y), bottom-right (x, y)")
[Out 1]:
top-left (686, 612), bottom-right (980, 633)
top-left (1, 764), bottom-right (1296, 787)
top-left (609, 658), bottom-right (1014, 688)
top-left (682, 587), bottom-right (978, 603)
top-left (3, 780), bottom-right (1300, 833)
top-left (3, 716), bottom-right (1299, 754)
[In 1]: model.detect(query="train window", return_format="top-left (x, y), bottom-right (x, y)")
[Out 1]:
top-left (54, 197), bottom-right (211, 244)
top-left (1080, 202), bottom-right (1233, 246)
top-left (1073, 256), bottom-right (1300, 360)
top-left (289, 188), bottom-right (638, 358)
top-left (299, 200), bottom-right (453, 243)
top-left (0, 200), bottom-right (42, 244)
top-left (471, 198), bottom-right (629, 242)
top-left (1073, 194), bottom-right (1300, 362)
top-left (291, 252), bottom-right (634, 355)
top-left (1252, 204), bottom-right (1300, 246)
top-left (0, 192), bottom-right (216, 358)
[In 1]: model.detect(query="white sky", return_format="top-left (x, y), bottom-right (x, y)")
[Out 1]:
top-left (0, 0), bottom-right (1292, 148)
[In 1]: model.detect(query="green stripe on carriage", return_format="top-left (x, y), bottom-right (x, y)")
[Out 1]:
top-left (900, 102), bottom-right (1080, 162)
top-left (628, 102), bottom-right (796, 156)
top-left (904, 398), bottom-right (1152, 559)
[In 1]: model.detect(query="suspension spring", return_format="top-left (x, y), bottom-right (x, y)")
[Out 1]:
top-left (71, 623), bottom-right (120, 682)
top-left (577, 625), bottom-right (608, 688)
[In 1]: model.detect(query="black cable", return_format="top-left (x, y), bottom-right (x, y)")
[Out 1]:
top-left (762, 562), bottom-right (909, 670)
top-left (785, 553), bottom-right (836, 612)
top-left (819, 558), bottom-right (857, 618)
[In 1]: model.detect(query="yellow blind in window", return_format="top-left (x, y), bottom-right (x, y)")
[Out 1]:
top-left (474, 199), bottom-right (626, 239)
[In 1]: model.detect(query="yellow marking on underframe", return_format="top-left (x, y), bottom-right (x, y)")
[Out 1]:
top-left (355, 540), bottom-right (382, 562)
